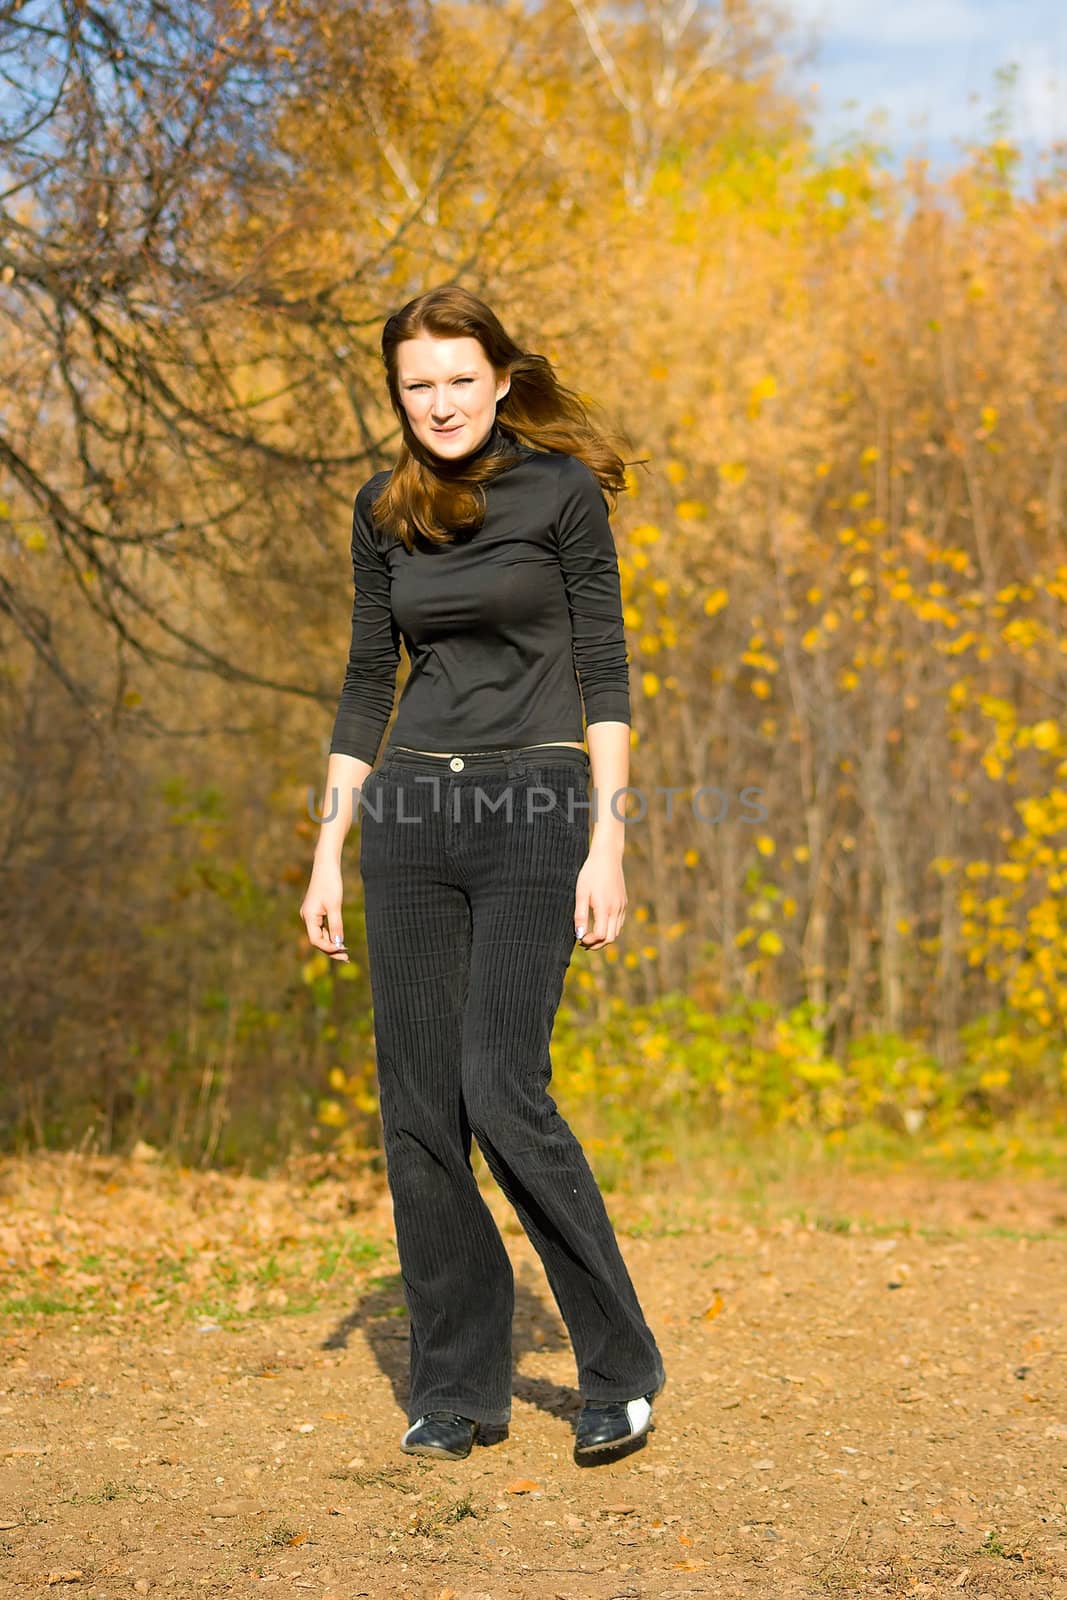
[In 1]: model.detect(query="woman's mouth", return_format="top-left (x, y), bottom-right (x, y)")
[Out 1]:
top-left (433, 424), bottom-right (463, 435)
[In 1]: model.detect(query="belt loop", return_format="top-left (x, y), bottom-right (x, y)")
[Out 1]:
top-left (504, 749), bottom-right (524, 783)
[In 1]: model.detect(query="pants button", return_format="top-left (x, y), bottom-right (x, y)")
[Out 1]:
top-left (449, 756), bottom-right (464, 771)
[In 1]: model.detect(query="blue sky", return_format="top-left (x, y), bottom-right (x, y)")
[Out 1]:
top-left (782, 0), bottom-right (1067, 181)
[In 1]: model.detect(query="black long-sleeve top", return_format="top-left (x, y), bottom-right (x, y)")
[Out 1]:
top-left (328, 420), bottom-right (631, 765)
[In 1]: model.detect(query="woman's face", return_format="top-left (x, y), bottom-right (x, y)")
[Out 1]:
top-left (396, 334), bottom-right (510, 461)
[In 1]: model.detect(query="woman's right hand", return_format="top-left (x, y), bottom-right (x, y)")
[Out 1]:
top-left (300, 858), bottom-right (348, 961)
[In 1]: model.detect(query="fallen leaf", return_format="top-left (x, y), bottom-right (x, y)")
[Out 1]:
top-left (952, 1570), bottom-right (971, 1589)
top-left (505, 1478), bottom-right (541, 1494)
top-left (673, 1559), bottom-right (707, 1570)
top-left (47, 1573), bottom-right (84, 1585)
top-left (702, 1292), bottom-right (725, 1320)
top-left (286, 1530), bottom-right (308, 1546)
top-left (600, 1502), bottom-right (636, 1516)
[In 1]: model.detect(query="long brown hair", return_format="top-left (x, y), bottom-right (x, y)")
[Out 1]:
top-left (372, 285), bottom-right (643, 550)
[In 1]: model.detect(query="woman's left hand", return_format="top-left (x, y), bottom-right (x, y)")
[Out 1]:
top-left (574, 843), bottom-right (627, 948)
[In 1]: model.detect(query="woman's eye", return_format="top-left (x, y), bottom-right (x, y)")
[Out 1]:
top-left (408, 378), bottom-right (474, 389)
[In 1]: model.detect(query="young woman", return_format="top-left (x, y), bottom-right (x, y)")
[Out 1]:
top-left (301, 285), bottom-right (665, 1464)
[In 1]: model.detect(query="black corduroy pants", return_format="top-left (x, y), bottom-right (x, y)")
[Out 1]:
top-left (357, 743), bottom-right (665, 1427)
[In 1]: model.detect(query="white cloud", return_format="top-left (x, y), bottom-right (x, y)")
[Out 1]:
top-left (1013, 50), bottom-right (1067, 143)
top-left (785, 0), bottom-right (1067, 157)
top-left (784, 0), bottom-right (981, 48)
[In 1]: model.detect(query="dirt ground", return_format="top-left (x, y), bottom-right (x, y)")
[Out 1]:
top-left (1, 1152), bottom-right (1066, 1599)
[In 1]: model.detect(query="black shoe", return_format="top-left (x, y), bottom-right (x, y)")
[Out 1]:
top-left (574, 1382), bottom-right (660, 1457)
top-left (400, 1410), bottom-right (479, 1460)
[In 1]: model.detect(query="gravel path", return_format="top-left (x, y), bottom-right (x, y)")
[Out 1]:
top-left (1, 1156), bottom-right (1065, 1597)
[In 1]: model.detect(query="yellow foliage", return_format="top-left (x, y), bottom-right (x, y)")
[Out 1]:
top-left (316, 1099), bottom-right (347, 1128)
top-left (747, 375), bottom-right (778, 417)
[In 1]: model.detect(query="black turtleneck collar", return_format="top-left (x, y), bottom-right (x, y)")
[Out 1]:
top-left (464, 418), bottom-right (505, 463)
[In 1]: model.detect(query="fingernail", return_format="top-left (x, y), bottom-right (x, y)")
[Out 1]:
top-left (575, 926), bottom-right (584, 937)
top-left (333, 934), bottom-right (343, 946)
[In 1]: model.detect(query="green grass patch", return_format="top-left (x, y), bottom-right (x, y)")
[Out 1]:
top-left (0, 1292), bottom-right (89, 1317)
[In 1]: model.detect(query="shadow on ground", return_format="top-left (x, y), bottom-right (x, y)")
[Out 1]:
top-left (321, 1260), bottom-right (592, 1447)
